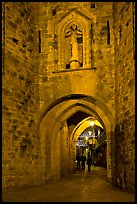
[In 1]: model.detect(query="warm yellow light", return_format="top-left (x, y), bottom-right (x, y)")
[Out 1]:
top-left (88, 131), bottom-right (92, 135)
top-left (90, 121), bottom-right (94, 127)
top-left (85, 136), bottom-right (88, 141)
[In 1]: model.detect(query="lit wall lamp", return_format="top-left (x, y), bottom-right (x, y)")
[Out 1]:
top-left (90, 121), bottom-right (94, 127)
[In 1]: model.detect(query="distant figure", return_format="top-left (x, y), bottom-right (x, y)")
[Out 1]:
top-left (81, 153), bottom-right (86, 171)
top-left (87, 153), bottom-right (92, 172)
top-left (98, 152), bottom-right (103, 166)
top-left (76, 155), bottom-right (81, 169)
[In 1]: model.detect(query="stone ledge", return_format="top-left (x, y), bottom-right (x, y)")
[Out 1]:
top-left (52, 67), bottom-right (96, 73)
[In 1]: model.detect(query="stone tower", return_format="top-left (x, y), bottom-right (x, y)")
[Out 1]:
top-left (2, 2), bottom-right (135, 192)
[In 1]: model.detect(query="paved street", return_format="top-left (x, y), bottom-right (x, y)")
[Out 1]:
top-left (2, 166), bottom-right (135, 202)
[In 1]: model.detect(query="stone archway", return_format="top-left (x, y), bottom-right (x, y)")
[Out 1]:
top-left (39, 94), bottom-right (115, 183)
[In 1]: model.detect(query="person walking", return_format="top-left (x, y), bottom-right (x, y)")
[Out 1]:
top-left (98, 152), bottom-right (103, 166)
top-left (81, 153), bottom-right (86, 171)
top-left (76, 155), bottom-right (81, 169)
top-left (87, 153), bottom-right (92, 172)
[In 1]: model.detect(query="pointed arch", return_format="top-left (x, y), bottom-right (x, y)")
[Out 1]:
top-left (39, 94), bottom-right (115, 183)
top-left (54, 9), bottom-right (92, 70)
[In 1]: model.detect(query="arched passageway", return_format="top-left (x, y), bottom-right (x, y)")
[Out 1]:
top-left (2, 1), bottom-right (135, 196)
top-left (39, 94), bottom-right (115, 184)
top-left (71, 116), bottom-right (106, 169)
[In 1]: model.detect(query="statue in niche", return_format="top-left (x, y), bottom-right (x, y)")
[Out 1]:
top-left (65, 24), bottom-right (83, 68)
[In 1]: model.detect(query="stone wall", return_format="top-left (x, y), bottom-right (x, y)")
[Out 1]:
top-left (2, 2), bottom-right (43, 190)
top-left (36, 2), bottom-right (115, 117)
top-left (113, 2), bottom-right (135, 192)
top-left (2, 2), bottom-right (135, 192)
top-left (94, 2), bottom-right (115, 112)
top-left (60, 122), bottom-right (70, 177)
top-left (36, 2), bottom-right (115, 183)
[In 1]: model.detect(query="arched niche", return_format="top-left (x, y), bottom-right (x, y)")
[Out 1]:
top-left (54, 9), bottom-right (92, 71)
top-left (64, 22), bottom-right (83, 69)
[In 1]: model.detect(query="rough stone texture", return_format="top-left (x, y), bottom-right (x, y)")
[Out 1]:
top-left (113, 2), bottom-right (135, 192)
top-left (2, 2), bottom-right (135, 193)
top-left (60, 122), bottom-right (70, 177)
top-left (2, 2), bottom-right (6, 74)
top-left (2, 2), bottom-right (43, 190)
top-left (36, 2), bottom-right (115, 116)
top-left (36, 1), bottom-right (115, 184)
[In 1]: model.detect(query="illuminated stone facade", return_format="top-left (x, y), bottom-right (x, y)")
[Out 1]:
top-left (2, 2), bottom-right (135, 192)
top-left (113, 2), bottom-right (135, 191)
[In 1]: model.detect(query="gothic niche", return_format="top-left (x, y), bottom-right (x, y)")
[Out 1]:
top-left (64, 23), bottom-right (83, 69)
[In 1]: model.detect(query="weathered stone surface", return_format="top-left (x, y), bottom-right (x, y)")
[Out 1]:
top-left (2, 2), bottom-right (135, 193)
top-left (2, 2), bottom-right (42, 190)
top-left (113, 2), bottom-right (135, 192)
